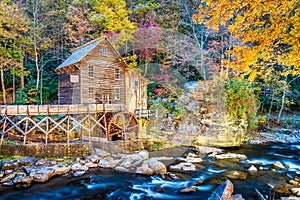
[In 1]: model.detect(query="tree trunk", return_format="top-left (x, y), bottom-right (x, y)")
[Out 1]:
top-left (33, 2), bottom-right (40, 90)
top-left (13, 67), bottom-right (15, 103)
top-left (278, 77), bottom-right (288, 121)
top-left (20, 58), bottom-right (25, 89)
top-left (1, 68), bottom-right (6, 104)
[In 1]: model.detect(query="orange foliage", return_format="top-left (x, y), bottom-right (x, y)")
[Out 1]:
top-left (193, 0), bottom-right (300, 80)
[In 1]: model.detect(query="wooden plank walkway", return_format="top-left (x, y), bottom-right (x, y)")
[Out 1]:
top-left (1, 104), bottom-right (125, 115)
top-left (0, 104), bottom-right (125, 145)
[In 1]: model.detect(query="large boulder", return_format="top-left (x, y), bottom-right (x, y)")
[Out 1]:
top-left (98, 157), bottom-right (122, 168)
top-left (29, 166), bottom-right (56, 183)
top-left (169, 162), bottom-right (197, 172)
top-left (0, 172), bottom-right (16, 183)
top-left (147, 158), bottom-right (167, 175)
top-left (136, 161), bottom-right (154, 176)
top-left (13, 175), bottom-right (34, 185)
top-left (208, 180), bottom-right (234, 200)
top-left (213, 153), bottom-right (247, 160)
top-left (71, 163), bottom-right (89, 172)
top-left (18, 157), bottom-right (37, 167)
top-left (94, 148), bottom-right (110, 157)
top-left (137, 150), bottom-right (149, 160)
top-left (52, 165), bottom-right (70, 175)
top-left (120, 154), bottom-right (143, 169)
top-left (272, 161), bottom-right (286, 170)
top-left (2, 161), bottom-right (18, 170)
top-left (192, 146), bottom-right (223, 155)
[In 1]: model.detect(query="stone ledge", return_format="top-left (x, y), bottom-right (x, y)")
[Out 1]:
top-left (0, 142), bottom-right (93, 158)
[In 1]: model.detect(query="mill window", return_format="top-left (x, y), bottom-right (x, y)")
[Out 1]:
top-left (115, 68), bottom-right (120, 80)
top-left (102, 48), bottom-right (107, 56)
top-left (88, 66), bottom-right (94, 78)
top-left (114, 87), bottom-right (120, 100)
top-left (88, 87), bottom-right (94, 98)
top-left (134, 81), bottom-right (139, 87)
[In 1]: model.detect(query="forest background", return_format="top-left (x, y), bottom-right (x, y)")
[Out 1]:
top-left (0, 0), bottom-right (299, 126)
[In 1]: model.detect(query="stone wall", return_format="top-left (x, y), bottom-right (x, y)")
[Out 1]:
top-left (0, 142), bottom-right (93, 158)
top-left (83, 136), bottom-right (144, 154)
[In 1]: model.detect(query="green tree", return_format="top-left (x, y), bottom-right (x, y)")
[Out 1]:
top-left (0, 0), bottom-right (28, 104)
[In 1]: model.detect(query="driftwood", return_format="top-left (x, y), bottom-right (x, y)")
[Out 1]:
top-left (208, 180), bottom-right (234, 200)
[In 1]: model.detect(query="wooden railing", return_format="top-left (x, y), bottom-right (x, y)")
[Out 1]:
top-left (1, 104), bottom-right (125, 115)
top-left (0, 104), bottom-right (125, 145)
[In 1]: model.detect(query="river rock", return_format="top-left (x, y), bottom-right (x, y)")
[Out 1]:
top-left (0, 172), bottom-right (16, 183)
top-left (147, 158), bottom-right (167, 175)
top-left (0, 171), bottom-right (4, 178)
top-left (178, 157), bottom-right (203, 164)
top-left (98, 157), bottom-right (122, 168)
top-left (225, 171), bottom-right (248, 180)
top-left (291, 188), bottom-right (300, 196)
top-left (232, 194), bottom-right (245, 200)
top-left (18, 157), bottom-right (37, 167)
top-left (214, 153), bottom-right (247, 160)
top-left (151, 157), bottom-right (174, 161)
top-left (94, 148), bottom-right (110, 157)
top-left (289, 179), bottom-right (300, 186)
top-left (248, 165), bottom-right (258, 172)
top-left (30, 166), bottom-right (55, 183)
top-left (49, 160), bottom-right (57, 165)
top-left (2, 161), bottom-right (18, 170)
top-left (169, 162), bottom-right (197, 172)
top-left (2, 181), bottom-right (14, 186)
top-left (136, 161), bottom-right (154, 176)
top-left (180, 187), bottom-right (199, 193)
top-left (4, 170), bottom-right (13, 175)
top-left (85, 155), bottom-right (100, 163)
top-left (167, 172), bottom-right (179, 180)
top-left (52, 165), bottom-right (70, 175)
top-left (35, 159), bottom-right (47, 166)
top-left (272, 161), bottom-right (286, 169)
top-left (120, 154), bottom-right (143, 168)
top-left (71, 163), bottom-right (89, 171)
top-left (13, 175), bottom-right (34, 185)
top-left (115, 166), bottom-right (131, 173)
top-left (85, 162), bottom-right (98, 168)
top-left (187, 152), bottom-right (198, 158)
top-left (208, 180), bottom-right (234, 200)
top-left (192, 146), bottom-right (223, 155)
top-left (138, 150), bottom-right (149, 160)
top-left (73, 170), bottom-right (86, 177)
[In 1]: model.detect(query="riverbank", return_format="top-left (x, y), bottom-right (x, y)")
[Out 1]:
top-left (1, 141), bottom-right (300, 199)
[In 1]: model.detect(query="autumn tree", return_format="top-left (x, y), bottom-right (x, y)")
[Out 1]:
top-left (193, 0), bottom-right (300, 79)
top-left (0, 0), bottom-right (28, 104)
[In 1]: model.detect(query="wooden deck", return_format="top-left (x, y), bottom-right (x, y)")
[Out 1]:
top-left (1, 104), bottom-right (125, 115)
top-left (0, 104), bottom-right (126, 145)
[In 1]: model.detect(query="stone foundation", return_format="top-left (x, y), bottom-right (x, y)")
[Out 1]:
top-left (0, 142), bottom-right (93, 158)
top-left (83, 136), bottom-right (144, 154)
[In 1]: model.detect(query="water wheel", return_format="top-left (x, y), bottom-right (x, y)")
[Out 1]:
top-left (107, 112), bottom-right (139, 141)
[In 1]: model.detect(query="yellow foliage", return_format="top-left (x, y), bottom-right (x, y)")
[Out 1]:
top-left (193, 0), bottom-right (300, 79)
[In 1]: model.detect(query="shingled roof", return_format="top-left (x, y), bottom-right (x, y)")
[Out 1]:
top-left (56, 38), bottom-right (104, 70)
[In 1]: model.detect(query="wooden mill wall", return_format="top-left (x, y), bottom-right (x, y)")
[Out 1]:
top-left (125, 70), bottom-right (148, 113)
top-left (58, 68), bottom-right (81, 104)
top-left (80, 39), bottom-right (126, 105)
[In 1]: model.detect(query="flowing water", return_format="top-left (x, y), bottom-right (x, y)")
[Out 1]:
top-left (0, 143), bottom-right (299, 200)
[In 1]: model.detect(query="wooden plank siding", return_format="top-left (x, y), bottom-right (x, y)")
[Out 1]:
top-left (125, 70), bottom-right (148, 113)
top-left (58, 68), bottom-right (81, 104)
top-left (55, 37), bottom-right (148, 113)
top-left (80, 40), bottom-right (126, 105)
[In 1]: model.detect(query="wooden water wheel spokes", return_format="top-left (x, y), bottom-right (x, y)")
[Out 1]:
top-left (107, 112), bottom-right (139, 141)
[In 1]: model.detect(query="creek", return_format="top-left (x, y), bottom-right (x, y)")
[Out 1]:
top-left (0, 142), bottom-right (299, 200)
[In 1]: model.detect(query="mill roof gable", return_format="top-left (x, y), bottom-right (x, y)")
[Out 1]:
top-left (55, 37), bottom-right (128, 71)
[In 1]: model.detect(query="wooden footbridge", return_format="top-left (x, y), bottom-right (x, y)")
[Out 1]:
top-left (0, 104), bottom-right (141, 145)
